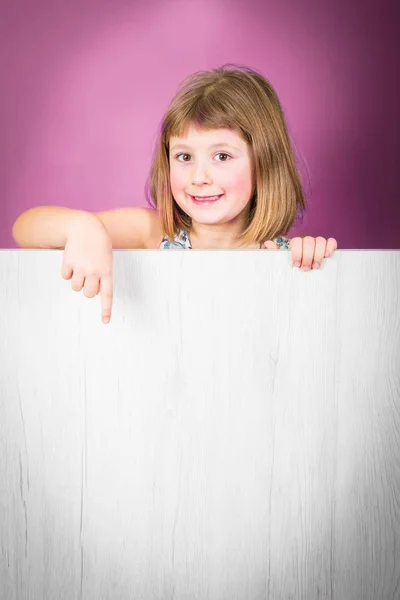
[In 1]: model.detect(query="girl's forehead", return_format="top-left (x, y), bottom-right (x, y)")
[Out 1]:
top-left (169, 126), bottom-right (246, 147)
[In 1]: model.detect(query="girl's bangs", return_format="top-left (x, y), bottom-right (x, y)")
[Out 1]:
top-left (165, 94), bottom-right (240, 143)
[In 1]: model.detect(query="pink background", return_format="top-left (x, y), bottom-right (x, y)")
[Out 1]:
top-left (1, 0), bottom-right (399, 249)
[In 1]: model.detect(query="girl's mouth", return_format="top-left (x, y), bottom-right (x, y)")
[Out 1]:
top-left (189, 194), bottom-right (224, 205)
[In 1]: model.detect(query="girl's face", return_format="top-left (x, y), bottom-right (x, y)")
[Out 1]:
top-left (168, 126), bottom-right (254, 227)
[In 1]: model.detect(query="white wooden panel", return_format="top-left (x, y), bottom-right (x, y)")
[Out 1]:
top-left (0, 250), bottom-right (399, 599)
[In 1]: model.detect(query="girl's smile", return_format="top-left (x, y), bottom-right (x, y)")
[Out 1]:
top-left (189, 193), bottom-right (224, 205)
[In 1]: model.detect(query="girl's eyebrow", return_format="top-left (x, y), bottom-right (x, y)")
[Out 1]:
top-left (170, 143), bottom-right (241, 152)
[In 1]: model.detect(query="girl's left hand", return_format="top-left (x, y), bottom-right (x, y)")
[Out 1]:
top-left (264, 236), bottom-right (338, 270)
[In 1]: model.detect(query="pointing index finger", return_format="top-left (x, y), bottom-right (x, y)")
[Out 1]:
top-left (100, 275), bottom-right (113, 324)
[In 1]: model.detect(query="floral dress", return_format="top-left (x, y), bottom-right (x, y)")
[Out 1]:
top-left (159, 229), bottom-right (290, 250)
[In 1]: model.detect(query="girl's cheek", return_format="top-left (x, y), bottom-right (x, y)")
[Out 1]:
top-left (225, 172), bottom-right (252, 197)
top-left (169, 169), bottom-right (185, 193)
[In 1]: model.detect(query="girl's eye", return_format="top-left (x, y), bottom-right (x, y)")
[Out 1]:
top-left (175, 152), bottom-right (231, 162)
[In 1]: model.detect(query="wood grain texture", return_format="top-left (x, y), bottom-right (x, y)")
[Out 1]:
top-left (0, 250), bottom-right (399, 600)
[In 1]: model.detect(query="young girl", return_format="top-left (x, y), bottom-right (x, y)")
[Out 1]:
top-left (12, 64), bottom-right (337, 324)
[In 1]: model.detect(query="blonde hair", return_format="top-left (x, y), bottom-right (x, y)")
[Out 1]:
top-left (145, 64), bottom-right (307, 244)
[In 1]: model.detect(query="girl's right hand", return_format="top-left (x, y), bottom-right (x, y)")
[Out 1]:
top-left (61, 216), bottom-right (114, 324)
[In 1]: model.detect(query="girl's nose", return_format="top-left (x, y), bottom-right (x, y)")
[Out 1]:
top-left (192, 164), bottom-right (212, 185)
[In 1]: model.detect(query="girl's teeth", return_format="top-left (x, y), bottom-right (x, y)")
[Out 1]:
top-left (194, 195), bottom-right (220, 200)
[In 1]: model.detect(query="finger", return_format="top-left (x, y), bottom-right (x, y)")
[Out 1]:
top-left (264, 240), bottom-right (279, 249)
top-left (312, 237), bottom-right (327, 268)
top-left (325, 238), bottom-right (338, 257)
top-left (61, 263), bottom-right (73, 280)
top-left (71, 272), bottom-right (85, 292)
top-left (300, 237), bottom-right (316, 270)
top-left (290, 237), bottom-right (303, 266)
top-left (83, 275), bottom-right (101, 299)
top-left (100, 275), bottom-right (113, 324)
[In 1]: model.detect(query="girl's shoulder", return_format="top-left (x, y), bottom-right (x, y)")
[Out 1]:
top-left (94, 207), bottom-right (163, 249)
top-left (93, 206), bottom-right (290, 250)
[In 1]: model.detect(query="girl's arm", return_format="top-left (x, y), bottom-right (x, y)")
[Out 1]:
top-left (12, 206), bottom-right (162, 249)
top-left (12, 206), bottom-right (101, 249)
top-left (94, 207), bottom-right (163, 249)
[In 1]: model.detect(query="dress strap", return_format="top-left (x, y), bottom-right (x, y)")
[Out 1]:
top-left (159, 229), bottom-right (192, 249)
top-left (273, 236), bottom-right (290, 250)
